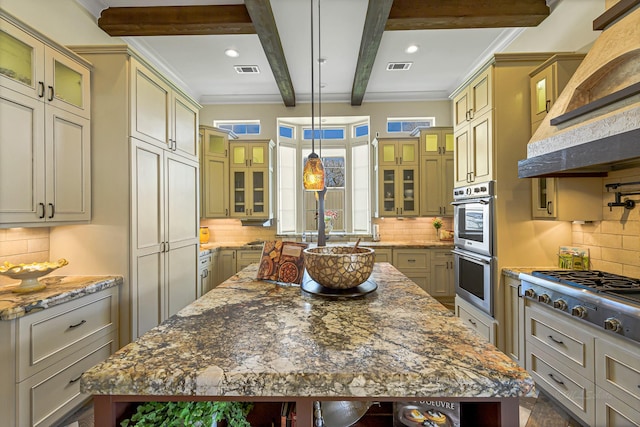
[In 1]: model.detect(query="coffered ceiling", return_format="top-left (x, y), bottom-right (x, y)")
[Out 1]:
top-left (77, 0), bottom-right (595, 107)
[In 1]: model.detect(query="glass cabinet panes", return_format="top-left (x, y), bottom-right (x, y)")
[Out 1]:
top-left (233, 171), bottom-right (245, 213)
top-left (252, 171), bottom-right (264, 213)
top-left (232, 146), bottom-right (246, 166)
top-left (402, 168), bottom-right (415, 212)
top-left (54, 59), bottom-right (83, 108)
top-left (402, 144), bottom-right (416, 163)
top-left (0, 29), bottom-right (33, 87)
top-left (424, 134), bottom-right (439, 153)
top-left (382, 169), bottom-right (396, 214)
top-left (383, 144), bottom-right (395, 163)
top-left (535, 77), bottom-right (548, 115)
top-left (251, 146), bottom-right (264, 165)
top-left (206, 132), bottom-right (226, 156)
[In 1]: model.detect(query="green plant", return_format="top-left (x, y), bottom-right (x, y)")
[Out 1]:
top-left (120, 401), bottom-right (253, 427)
top-left (432, 217), bottom-right (443, 230)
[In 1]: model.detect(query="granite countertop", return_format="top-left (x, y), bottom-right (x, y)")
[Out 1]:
top-left (201, 240), bottom-right (454, 253)
top-left (0, 276), bottom-right (123, 321)
top-left (81, 263), bottom-right (534, 399)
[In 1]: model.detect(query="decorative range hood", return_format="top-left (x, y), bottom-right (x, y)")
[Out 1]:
top-left (518, 0), bottom-right (640, 178)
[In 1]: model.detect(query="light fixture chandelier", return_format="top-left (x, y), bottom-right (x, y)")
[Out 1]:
top-left (302, 0), bottom-right (325, 192)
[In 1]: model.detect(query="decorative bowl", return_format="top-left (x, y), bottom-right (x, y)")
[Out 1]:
top-left (303, 246), bottom-right (375, 289)
top-left (404, 189), bottom-right (414, 198)
top-left (0, 259), bottom-right (68, 293)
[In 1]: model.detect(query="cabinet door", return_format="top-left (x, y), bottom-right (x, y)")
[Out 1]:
top-left (469, 68), bottom-right (492, 120)
top-left (202, 155), bottom-right (229, 218)
top-left (130, 59), bottom-right (170, 149)
top-left (429, 250), bottom-right (454, 298)
top-left (469, 110), bottom-right (492, 184)
top-left (398, 166), bottom-right (418, 216)
top-left (218, 249), bottom-right (236, 284)
top-left (531, 177), bottom-right (557, 219)
top-left (230, 168), bottom-right (248, 217)
top-left (131, 140), bottom-right (164, 338)
top-left (504, 276), bottom-right (525, 367)
top-left (202, 128), bottom-right (228, 158)
top-left (398, 139), bottom-right (418, 165)
top-left (453, 89), bottom-right (469, 128)
top-left (379, 167), bottom-right (398, 216)
top-left (0, 87), bottom-right (45, 223)
top-left (530, 65), bottom-right (554, 126)
top-left (378, 140), bottom-right (399, 166)
top-left (166, 243), bottom-right (198, 317)
top-left (171, 92), bottom-right (198, 160)
top-left (453, 127), bottom-right (470, 187)
top-left (249, 142), bottom-right (267, 167)
top-left (442, 154), bottom-right (454, 216)
top-left (45, 106), bottom-right (91, 222)
top-left (250, 168), bottom-right (268, 217)
top-left (165, 152), bottom-right (198, 245)
top-left (420, 156), bottom-right (441, 216)
top-left (231, 143), bottom-right (247, 167)
top-left (45, 48), bottom-right (90, 119)
top-left (0, 18), bottom-right (45, 99)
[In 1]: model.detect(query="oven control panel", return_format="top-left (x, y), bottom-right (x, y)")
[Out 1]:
top-left (453, 181), bottom-right (494, 200)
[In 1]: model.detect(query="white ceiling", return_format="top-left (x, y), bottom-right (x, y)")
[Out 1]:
top-left (79, 0), bottom-right (604, 105)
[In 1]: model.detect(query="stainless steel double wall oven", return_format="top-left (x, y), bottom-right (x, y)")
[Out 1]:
top-left (452, 181), bottom-right (496, 316)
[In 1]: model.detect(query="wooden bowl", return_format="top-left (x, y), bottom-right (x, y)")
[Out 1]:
top-left (303, 246), bottom-right (375, 289)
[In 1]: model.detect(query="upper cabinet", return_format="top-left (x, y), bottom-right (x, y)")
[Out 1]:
top-left (529, 53), bottom-right (585, 134)
top-left (229, 140), bottom-right (274, 219)
top-left (374, 138), bottom-right (420, 217)
top-left (0, 12), bottom-right (91, 226)
top-left (417, 127), bottom-right (454, 216)
top-left (130, 58), bottom-right (198, 161)
top-left (531, 177), bottom-right (602, 221)
top-left (200, 125), bottom-right (234, 219)
top-left (452, 66), bottom-right (493, 187)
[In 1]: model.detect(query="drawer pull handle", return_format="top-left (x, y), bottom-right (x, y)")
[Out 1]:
top-left (69, 320), bottom-right (86, 329)
top-left (548, 373), bottom-right (565, 386)
top-left (408, 259), bottom-right (416, 262)
top-left (548, 335), bottom-right (564, 344)
top-left (69, 374), bottom-right (83, 384)
top-left (468, 319), bottom-right (477, 326)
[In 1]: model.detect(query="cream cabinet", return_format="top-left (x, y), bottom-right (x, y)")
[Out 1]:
top-left (131, 139), bottom-right (199, 337)
top-left (198, 251), bottom-right (214, 297)
top-left (529, 53), bottom-right (584, 134)
top-left (455, 296), bottom-right (497, 344)
top-left (200, 126), bottom-right (234, 218)
top-left (370, 247), bottom-right (392, 263)
top-left (417, 127), bottom-right (454, 216)
top-left (453, 67), bottom-right (492, 129)
top-left (130, 58), bottom-right (198, 161)
top-left (0, 286), bottom-right (119, 427)
top-left (531, 177), bottom-right (603, 221)
top-left (217, 249), bottom-right (237, 285)
top-left (374, 138), bottom-right (420, 217)
top-left (503, 275), bottom-right (525, 367)
top-left (229, 140), bottom-right (274, 219)
top-left (429, 249), bottom-right (454, 300)
top-left (0, 13), bottom-right (91, 226)
top-left (50, 46), bottom-right (201, 345)
top-left (393, 249), bottom-right (429, 291)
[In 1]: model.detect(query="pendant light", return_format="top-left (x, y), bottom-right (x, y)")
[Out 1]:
top-left (302, 0), bottom-right (325, 191)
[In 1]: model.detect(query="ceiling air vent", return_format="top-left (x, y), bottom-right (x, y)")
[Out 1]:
top-left (234, 65), bottom-right (260, 74)
top-left (386, 62), bottom-right (412, 71)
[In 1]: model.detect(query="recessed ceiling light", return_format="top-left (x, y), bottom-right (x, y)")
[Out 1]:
top-left (225, 48), bottom-right (240, 58)
top-left (405, 45), bottom-right (419, 54)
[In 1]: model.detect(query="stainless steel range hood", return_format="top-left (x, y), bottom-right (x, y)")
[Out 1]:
top-left (518, 0), bottom-right (640, 178)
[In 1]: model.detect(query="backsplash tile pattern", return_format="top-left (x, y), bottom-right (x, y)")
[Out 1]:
top-left (572, 167), bottom-right (640, 278)
top-left (0, 227), bottom-right (50, 286)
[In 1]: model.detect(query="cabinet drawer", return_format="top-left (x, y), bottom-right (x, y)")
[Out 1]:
top-left (16, 287), bottom-right (117, 381)
top-left (199, 252), bottom-right (212, 268)
top-left (525, 304), bottom-right (594, 378)
top-left (595, 390), bottom-right (640, 427)
top-left (526, 343), bottom-right (595, 426)
top-left (393, 250), bottom-right (429, 270)
top-left (596, 337), bottom-right (640, 407)
top-left (17, 334), bottom-right (116, 427)
top-left (457, 303), bottom-right (491, 341)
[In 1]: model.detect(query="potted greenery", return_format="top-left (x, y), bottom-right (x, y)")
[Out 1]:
top-left (120, 400), bottom-right (253, 427)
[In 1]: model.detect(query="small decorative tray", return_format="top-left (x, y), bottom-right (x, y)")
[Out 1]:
top-left (0, 259), bottom-right (68, 293)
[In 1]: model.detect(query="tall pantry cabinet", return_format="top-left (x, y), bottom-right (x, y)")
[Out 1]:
top-left (50, 46), bottom-right (201, 345)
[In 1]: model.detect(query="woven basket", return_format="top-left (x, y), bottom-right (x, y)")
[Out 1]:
top-left (303, 246), bottom-right (375, 289)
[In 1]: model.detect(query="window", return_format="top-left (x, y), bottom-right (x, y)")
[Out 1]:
top-left (214, 120), bottom-right (261, 135)
top-left (387, 117), bottom-right (434, 134)
top-left (277, 119), bottom-right (370, 236)
top-left (279, 125), bottom-right (294, 139)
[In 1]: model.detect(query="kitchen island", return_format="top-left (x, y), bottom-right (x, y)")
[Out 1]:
top-left (81, 263), bottom-right (535, 426)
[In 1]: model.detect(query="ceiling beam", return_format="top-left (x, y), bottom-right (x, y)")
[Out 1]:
top-left (351, 0), bottom-right (394, 106)
top-left (244, 0), bottom-right (296, 107)
top-left (385, 0), bottom-right (550, 30)
top-left (97, 5), bottom-right (255, 36)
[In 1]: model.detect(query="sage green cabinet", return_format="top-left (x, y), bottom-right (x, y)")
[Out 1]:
top-left (417, 127), bottom-right (454, 216)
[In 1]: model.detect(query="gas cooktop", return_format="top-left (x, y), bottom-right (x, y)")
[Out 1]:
top-left (532, 269), bottom-right (640, 292)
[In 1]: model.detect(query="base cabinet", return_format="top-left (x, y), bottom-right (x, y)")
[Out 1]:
top-left (503, 275), bottom-right (525, 367)
top-left (455, 296), bottom-right (497, 344)
top-left (1, 287), bottom-right (119, 427)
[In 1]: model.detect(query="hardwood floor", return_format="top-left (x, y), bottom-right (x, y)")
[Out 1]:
top-left (60, 390), bottom-right (581, 427)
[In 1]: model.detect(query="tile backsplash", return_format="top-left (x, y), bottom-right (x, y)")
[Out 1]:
top-left (0, 227), bottom-right (50, 285)
top-left (571, 167), bottom-right (640, 278)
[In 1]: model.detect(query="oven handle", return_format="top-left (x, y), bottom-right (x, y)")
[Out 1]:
top-left (451, 198), bottom-right (492, 206)
top-left (452, 249), bottom-right (492, 264)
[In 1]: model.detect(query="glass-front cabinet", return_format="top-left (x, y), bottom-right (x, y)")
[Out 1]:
top-left (229, 140), bottom-right (273, 219)
top-left (0, 17), bottom-right (90, 118)
top-left (374, 138), bottom-right (419, 217)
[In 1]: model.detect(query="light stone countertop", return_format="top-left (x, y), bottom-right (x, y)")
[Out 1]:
top-left (0, 276), bottom-right (123, 321)
top-left (80, 263), bottom-right (535, 399)
top-left (200, 240), bottom-right (454, 253)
